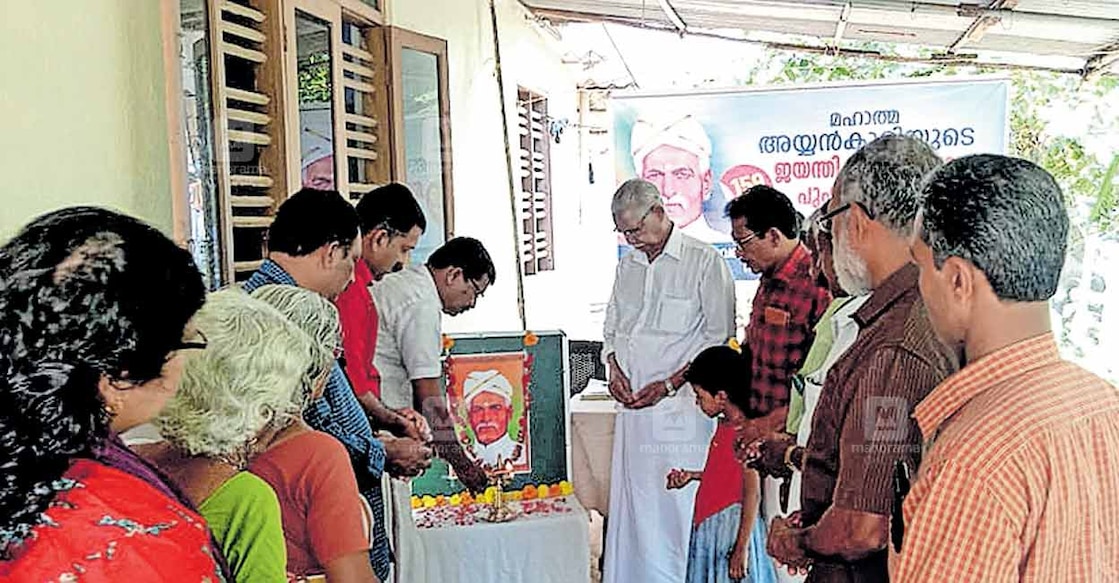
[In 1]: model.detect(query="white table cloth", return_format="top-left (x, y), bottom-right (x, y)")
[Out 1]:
top-left (570, 386), bottom-right (618, 516)
top-left (415, 497), bottom-right (590, 583)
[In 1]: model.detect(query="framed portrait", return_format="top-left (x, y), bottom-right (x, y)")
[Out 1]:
top-left (446, 352), bottom-right (532, 474)
top-left (411, 331), bottom-right (570, 499)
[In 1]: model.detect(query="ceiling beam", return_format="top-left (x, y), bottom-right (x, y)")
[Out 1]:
top-left (526, 0), bottom-right (1119, 28)
top-left (833, 2), bottom-right (852, 45)
top-left (530, 7), bottom-right (1106, 77)
top-left (1082, 40), bottom-right (1119, 80)
top-left (657, 0), bottom-right (689, 35)
top-left (948, 0), bottom-right (1019, 53)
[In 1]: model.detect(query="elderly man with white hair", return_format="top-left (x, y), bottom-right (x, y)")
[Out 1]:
top-left (631, 114), bottom-right (730, 243)
top-left (603, 178), bottom-right (736, 583)
top-left (462, 370), bottom-right (526, 467)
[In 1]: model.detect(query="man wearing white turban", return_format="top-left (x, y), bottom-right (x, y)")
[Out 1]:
top-left (631, 115), bottom-right (731, 243)
top-left (300, 110), bottom-right (335, 190)
top-left (462, 370), bottom-right (526, 468)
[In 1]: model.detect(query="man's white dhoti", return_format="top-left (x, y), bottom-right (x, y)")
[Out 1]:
top-left (604, 384), bottom-right (714, 583)
top-left (761, 476), bottom-right (801, 583)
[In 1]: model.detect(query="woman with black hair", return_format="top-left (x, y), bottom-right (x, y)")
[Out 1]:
top-left (0, 207), bottom-right (222, 581)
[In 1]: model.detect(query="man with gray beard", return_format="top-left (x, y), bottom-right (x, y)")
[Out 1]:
top-left (763, 135), bottom-right (957, 583)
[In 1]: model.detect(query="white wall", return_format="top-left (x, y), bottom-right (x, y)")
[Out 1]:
top-left (552, 92), bottom-right (625, 341)
top-left (389, 0), bottom-right (591, 336)
top-left (0, 1), bottom-right (173, 242)
top-left (493, 4), bottom-right (605, 339)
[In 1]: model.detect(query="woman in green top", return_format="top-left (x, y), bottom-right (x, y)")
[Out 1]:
top-left (138, 289), bottom-right (327, 582)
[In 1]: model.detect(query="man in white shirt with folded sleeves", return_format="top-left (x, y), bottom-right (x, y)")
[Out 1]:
top-left (602, 178), bottom-right (736, 583)
top-left (371, 236), bottom-right (495, 583)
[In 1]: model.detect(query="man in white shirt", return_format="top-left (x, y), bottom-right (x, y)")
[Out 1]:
top-left (371, 236), bottom-right (495, 583)
top-left (631, 115), bottom-right (731, 243)
top-left (462, 370), bottom-right (527, 468)
top-left (603, 178), bottom-right (736, 583)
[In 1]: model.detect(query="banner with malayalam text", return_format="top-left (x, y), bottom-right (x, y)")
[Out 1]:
top-left (612, 78), bottom-right (1009, 280)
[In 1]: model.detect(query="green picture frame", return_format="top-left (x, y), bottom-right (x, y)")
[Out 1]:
top-left (410, 330), bottom-right (571, 497)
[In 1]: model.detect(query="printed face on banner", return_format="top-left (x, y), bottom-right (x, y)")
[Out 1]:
top-left (446, 352), bottom-right (532, 474)
top-left (640, 145), bottom-right (710, 228)
top-left (626, 115), bottom-right (733, 247)
top-left (614, 80), bottom-right (1010, 281)
top-left (300, 108), bottom-right (336, 190)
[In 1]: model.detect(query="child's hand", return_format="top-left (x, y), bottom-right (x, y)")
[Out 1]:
top-left (666, 468), bottom-right (695, 490)
top-left (728, 543), bottom-right (749, 581)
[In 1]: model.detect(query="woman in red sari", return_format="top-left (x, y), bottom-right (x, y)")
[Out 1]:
top-left (0, 208), bottom-right (224, 581)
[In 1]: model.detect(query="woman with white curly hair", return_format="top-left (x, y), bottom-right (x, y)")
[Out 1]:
top-left (249, 284), bottom-right (378, 583)
top-left (138, 288), bottom-right (320, 582)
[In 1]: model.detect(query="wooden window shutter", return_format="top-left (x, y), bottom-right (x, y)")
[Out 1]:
top-left (339, 19), bottom-right (391, 200)
top-left (207, 0), bottom-right (288, 281)
top-left (517, 88), bottom-right (554, 275)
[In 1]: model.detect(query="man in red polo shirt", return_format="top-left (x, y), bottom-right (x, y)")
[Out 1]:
top-left (336, 183), bottom-right (430, 443)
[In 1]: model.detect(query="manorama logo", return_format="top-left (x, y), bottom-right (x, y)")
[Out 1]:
top-left (865, 396), bottom-right (909, 443)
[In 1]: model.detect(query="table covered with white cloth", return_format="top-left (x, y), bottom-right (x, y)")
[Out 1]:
top-left (414, 496), bottom-right (590, 583)
top-left (569, 382), bottom-right (618, 516)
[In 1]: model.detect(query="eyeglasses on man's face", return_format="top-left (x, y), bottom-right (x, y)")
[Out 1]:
top-left (468, 278), bottom-right (486, 300)
top-left (615, 207), bottom-right (654, 239)
top-left (733, 231), bottom-right (760, 250)
top-left (815, 201), bottom-right (876, 233)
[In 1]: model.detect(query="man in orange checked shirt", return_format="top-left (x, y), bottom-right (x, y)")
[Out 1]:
top-left (893, 154), bottom-right (1119, 581)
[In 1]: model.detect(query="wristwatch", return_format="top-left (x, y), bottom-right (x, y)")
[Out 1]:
top-left (784, 445), bottom-right (804, 473)
top-left (663, 377), bottom-right (678, 398)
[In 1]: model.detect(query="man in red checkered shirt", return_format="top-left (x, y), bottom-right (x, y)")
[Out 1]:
top-left (729, 185), bottom-right (831, 440)
top-left (728, 186), bottom-right (831, 581)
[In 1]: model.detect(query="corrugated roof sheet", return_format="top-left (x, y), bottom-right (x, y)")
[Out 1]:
top-left (523, 0), bottom-right (1119, 75)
